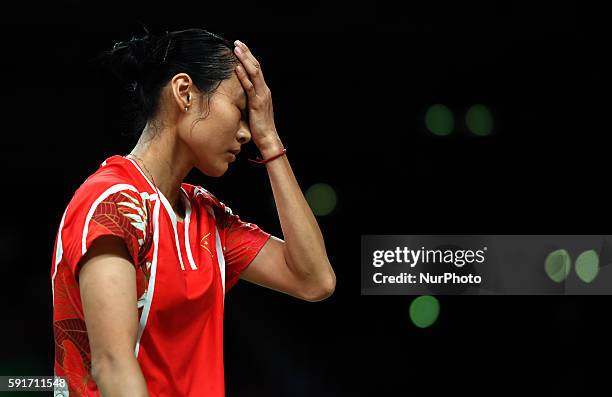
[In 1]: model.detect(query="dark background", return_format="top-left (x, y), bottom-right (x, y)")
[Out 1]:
top-left (0, 0), bottom-right (607, 395)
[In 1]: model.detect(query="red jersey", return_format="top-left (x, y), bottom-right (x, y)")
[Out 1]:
top-left (51, 155), bottom-right (271, 396)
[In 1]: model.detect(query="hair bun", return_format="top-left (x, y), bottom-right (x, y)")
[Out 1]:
top-left (106, 35), bottom-right (154, 86)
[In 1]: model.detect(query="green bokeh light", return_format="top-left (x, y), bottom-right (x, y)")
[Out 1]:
top-left (409, 295), bottom-right (440, 328)
top-left (425, 104), bottom-right (454, 136)
top-left (305, 183), bottom-right (337, 216)
top-left (465, 104), bottom-right (494, 136)
top-left (545, 249), bottom-right (571, 283)
top-left (575, 250), bottom-right (599, 283)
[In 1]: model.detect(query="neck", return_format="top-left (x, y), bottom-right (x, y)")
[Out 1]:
top-left (128, 124), bottom-right (194, 219)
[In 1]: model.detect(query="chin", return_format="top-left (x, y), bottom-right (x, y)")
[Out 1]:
top-left (198, 163), bottom-right (228, 178)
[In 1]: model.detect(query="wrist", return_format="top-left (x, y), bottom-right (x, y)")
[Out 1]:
top-left (257, 136), bottom-right (285, 159)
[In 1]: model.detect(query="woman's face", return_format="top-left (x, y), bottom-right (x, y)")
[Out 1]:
top-left (178, 72), bottom-right (251, 177)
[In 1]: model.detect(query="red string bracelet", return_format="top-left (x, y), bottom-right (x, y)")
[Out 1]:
top-left (248, 148), bottom-right (287, 165)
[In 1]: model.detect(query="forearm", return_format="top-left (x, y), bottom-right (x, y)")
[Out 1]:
top-left (231, 39), bottom-right (334, 296)
top-left (260, 139), bottom-right (336, 290)
top-left (92, 355), bottom-right (149, 397)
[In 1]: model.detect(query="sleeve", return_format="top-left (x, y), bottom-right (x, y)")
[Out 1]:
top-left (210, 196), bottom-right (272, 292)
top-left (62, 186), bottom-right (150, 281)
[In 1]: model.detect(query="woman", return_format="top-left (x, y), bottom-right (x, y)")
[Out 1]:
top-left (50, 27), bottom-right (336, 396)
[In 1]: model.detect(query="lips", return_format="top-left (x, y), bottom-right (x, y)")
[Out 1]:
top-left (227, 150), bottom-right (239, 162)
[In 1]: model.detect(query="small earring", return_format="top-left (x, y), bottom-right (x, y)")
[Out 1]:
top-left (185, 107), bottom-right (189, 111)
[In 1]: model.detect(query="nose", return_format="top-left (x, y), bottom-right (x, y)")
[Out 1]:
top-left (237, 120), bottom-right (251, 145)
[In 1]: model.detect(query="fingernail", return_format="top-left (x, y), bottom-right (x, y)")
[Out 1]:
top-left (234, 40), bottom-right (242, 47)
top-left (234, 46), bottom-right (242, 55)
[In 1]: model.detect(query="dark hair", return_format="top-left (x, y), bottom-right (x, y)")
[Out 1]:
top-left (98, 27), bottom-right (238, 137)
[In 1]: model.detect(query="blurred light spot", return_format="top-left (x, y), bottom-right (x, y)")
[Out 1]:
top-left (305, 183), bottom-right (337, 216)
top-left (575, 250), bottom-right (599, 283)
top-left (545, 249), bottom-right (571, 283)
top-left (465, 104), bottom-right (494, 136)
top-left (409, 295), bottom-right (440, 328)
top-left (425, 104), bottom-right (454, 136)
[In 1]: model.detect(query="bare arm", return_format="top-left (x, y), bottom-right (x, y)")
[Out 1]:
top-left (233, 40), bottom-right (336, 301)
top-left (240, 154), bottom-right (336, 302)
top-left (78, 235), bottom-right (149, 396)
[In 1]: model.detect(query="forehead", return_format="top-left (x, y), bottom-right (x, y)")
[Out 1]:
top-left (218, 73), bottom-right (246, 104)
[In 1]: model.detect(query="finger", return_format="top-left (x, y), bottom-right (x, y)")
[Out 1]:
top-left (233, 41), bottom-right (266, 92)
top-left (233, 42), bottom-right (264, 88)
top-left (235, 40), bottom-right (260, 69)
top-left (234, 64), bottom-right (256, 99)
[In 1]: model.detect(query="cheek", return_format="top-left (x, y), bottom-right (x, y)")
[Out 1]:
top-left (208, 98), bottom-right (240, 127)
top-left (184, 101), bottom-right (240, 149)
top-left (187, 116), bottom-right (237, 156)
top-left (219, 106), bottom-right (241, 131)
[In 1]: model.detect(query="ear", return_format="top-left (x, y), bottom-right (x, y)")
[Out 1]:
top-left (170, 73), bottom-right (193, 112)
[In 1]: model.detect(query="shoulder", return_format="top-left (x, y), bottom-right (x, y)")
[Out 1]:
top-left (57, 156), bottom-right (153, 271)
top-left (181, 182), bottom-right (235, 222)
top-left (65, 156), bottom-right (149, 223)
top-left (182, 182), bottom-right (223, 208)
